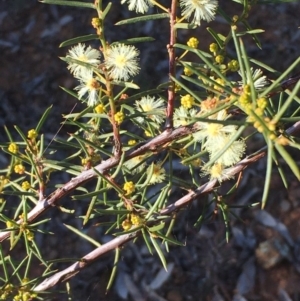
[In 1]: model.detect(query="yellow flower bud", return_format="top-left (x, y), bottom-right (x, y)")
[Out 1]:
top-left (187, 37), bottom-right (199, 49)
top-left (123, 181), bottom-right (135, 195)
top-left (181, 94), bottom-right (195, 109)
top-left (215, 55), bottom-right (224, 64)
top-left (184, 67), bottom-right (193, 76)
top-left (14, 164), bottom-right (25, 175)
top-left (257, 97), bottom-right (267, 110)
top-left (6, 221), bottom-right (14, 228)
top-left (131, 213), bottom-right (143, 225)
top-left (276, 136), bottom-right (290, 146)
top-left (27, 129), bottom-right (38, 140)
top-left (26, 229), bottom-right (34, 241)
top-left (268, 123), bottom-right (276, 132)
top-left (8, 143), bottom-right (18, 154)
top-left (128, 140), bottom-right (136, 146)
top-left (91, 17), bottom-right (101, 28)
top-left (122, 219), bottom-right (132, 231)
top-left (21, 181), bottom-right (31, 191)
top-left (114, 111), bottom-right (124, 125)
top-left (254, 107), bottom-right (264, 117)
top-left (95, 104), bottom-right (105, 114)
top-left (209, 43), bottom-right (218, 53)
top-left (228, 60), bottom-right (239, 72)
top-left (174, 83), bottom-right (181, 93)
top-left (144, 130), bottom-right (152, 137)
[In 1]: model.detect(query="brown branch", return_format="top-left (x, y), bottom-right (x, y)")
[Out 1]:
top-left (32, 149), bottom-right (266, 292)
top-left (160, 150), bottom-right (266, 215)
top-left (107, 83), bottom-right (122, 157)
top-left (33, 232), bottom-right (138, 292)
top-left (267, 71), bottom-right (300, 98)
top-left (0, 126), bottom-right (194, 243)
top-left (2, 121), bottom-right (300, 244)
top-left (165, 0), bottom-right (177, 129)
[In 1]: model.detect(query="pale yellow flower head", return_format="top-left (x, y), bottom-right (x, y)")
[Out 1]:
top-left (180, 0), bottom-right (218, 26)
top-left (105, 44), bottom-right (140, 81)
top-left (121, 0), bottom-right (153, 13)
top-left (66, 43), bottom-right (101, 76)
top-left (75, 69), bottom-right (100, 107)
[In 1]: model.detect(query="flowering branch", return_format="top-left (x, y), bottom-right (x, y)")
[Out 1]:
top-left (1, 1), bottom-right (300, 299)
top-left (4, 117), bottom-right (300, 292)
top-left (32, 118), bottom-right (300, 291)
top-left (2, 120), bottom-right (300, 244)
top-left (32, 145), bottom-right (267, 292)
top-left (0, 126), bottom-right (194, 243)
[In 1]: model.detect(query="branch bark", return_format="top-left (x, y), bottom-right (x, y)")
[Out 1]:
top-left (33, 146), bottom-right (266, 292)
top-left (0, 126), bottom-right (194, 242)
top-left (166, 0), bottom-right (177, 128)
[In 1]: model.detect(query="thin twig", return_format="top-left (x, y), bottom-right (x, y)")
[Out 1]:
top-left (165, 0), bottom-right (177, 129)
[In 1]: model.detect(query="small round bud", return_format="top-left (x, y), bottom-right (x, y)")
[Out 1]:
top-left (128, 140), bottom-right (137, 146)
top-left (215, 55), bottom-right (224, 64)
top-left (8, 143), bottom-right (18, 154)
top-left (91, 17), bottom-right (101, 28)
top-left (95, 104), bottom-right (105, 114)
top-left (184, 67), bottom-right (193, 76)
top-left (122, 219), bottom-right (132, 231)
top-left (123, 181), bottom-right (135, 195)
top-left (28, 129), bottom-right (38, 140)
top-left (14, 164), bottom-right (25, 175)
top-left (276, 136), bottom-right (290, 146)
top-left (187, 37), bottom-right (199, 49)
top-left (209, 43), bottom-right (218, 53)
top-left (257, 97), bottom-right (267, 110)
top-left (257, 125), bottom-right (264, 133)
top-left (228, 60), bottom-right (239, 72)
top-left (232, 15), bottom-right (239, 23)
top-left (131, 213), bottom-right (143, 225)
top-left (268, 123), bottom-right (276, 132)
top-left (254, 107), bottom-right (264, 117)
top-left (22, 181), bottom-right (31, 191)
top-left (114, 111), bottom-right (125, 125)
top-left (181, 94), bottom-right (195, 109)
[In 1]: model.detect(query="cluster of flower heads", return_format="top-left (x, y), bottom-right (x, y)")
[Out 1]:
top-left (176, 48), bottom-right (263, 181)
top-left (175, 68), bottom-right (268, 181)
top-left (121, 0), bottom-right (218, 26)
top-left (66, 43), bottom-right (140, 107)
top-left (194, 105), bottom-right (246, 182)
top-left (173, 94), bottom-right (246, 181)
top-left (175, 34), bottom-right (271, 182)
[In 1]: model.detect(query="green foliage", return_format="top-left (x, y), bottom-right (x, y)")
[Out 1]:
top-left (1, 0), bottom-right (300, 299)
